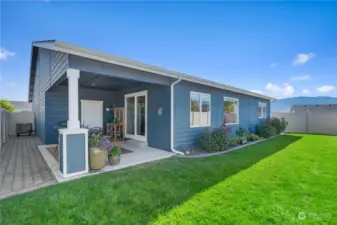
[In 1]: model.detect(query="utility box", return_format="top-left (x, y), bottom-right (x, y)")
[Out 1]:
top-left (16, 123), bottom-right (33, 136)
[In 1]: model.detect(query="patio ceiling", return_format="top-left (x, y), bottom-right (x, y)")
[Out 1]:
top-left (60, 71), bottom-right (144, 91)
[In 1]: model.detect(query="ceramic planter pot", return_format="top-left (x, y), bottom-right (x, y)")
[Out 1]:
top-left (108, 154), bottom-right (121, 165)
top-left (89, 147), bottom-right (106, 170)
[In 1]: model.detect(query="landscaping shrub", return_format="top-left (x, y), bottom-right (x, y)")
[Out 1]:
top-left (230, 136), bottom-right (247, 146)
top-left (247, 134), bottom-right (260, 141)
top-left (269, 118), bottom-right (283, 134)
top-left (280, 117), bottom-right (288, 132)
top-left (263, 117), bottom-right (288, 134)
top-left (255, 124), bottom-right (277, 138)
top-left (236, 126), bottom-right (249, 137)
top-left (199, 127), bottom-right (230, 152)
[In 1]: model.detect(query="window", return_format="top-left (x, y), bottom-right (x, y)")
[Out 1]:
top-left (190, 92), bottom-right (211, 127)
top-left (224, 97), bottom-right (239, 124)
top-left (258, 102), bottom-right (267, 118)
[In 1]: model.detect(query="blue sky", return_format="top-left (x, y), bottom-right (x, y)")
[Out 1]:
top-left (1, 1), bottom-right (336, 101)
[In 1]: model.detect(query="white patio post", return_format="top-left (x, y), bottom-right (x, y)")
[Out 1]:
top-left (67, 68), bottom-right (80, 129)
top-left (58, 68), bottom-right (89, 178)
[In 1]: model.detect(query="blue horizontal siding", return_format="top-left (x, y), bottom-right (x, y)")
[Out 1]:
top-left (174, 80), bottom-right (270, 151)
top-left (113, 83), bottom-right (171, 151)
top-left (32, 48), bottom-right (68, 143)
top-left (45, 86), bottom-right (115, 144)
top-left (45, 83), bottom-right (171, 150)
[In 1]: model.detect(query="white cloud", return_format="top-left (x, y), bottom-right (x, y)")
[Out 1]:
top-left (270, 63), bottom-right (277, 68)
top-left (265, 82), bottom-right (295, 97)
top-left (302, 89), bottom-right (311, 94)
top-left (0, 47), bottom-right (16, 60)
top-left (316, 86), bottom-right (335, 93)
top-left (293, 53), bottom-right (315, 65)
top-left (6, 81), bottom-right (18, 87)
top-left (291, 74), bottom-right (311, 81)
top-left (250, 90), bottom-right (264, 95)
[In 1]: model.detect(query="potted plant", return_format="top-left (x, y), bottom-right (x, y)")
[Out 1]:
top-left (88, 133), bottom-right (106, 170)
top-left (106, 142), bottom-right (122, 165)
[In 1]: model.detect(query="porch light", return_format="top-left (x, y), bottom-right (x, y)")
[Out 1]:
top-left (106, 108), bottom-right (111, 112)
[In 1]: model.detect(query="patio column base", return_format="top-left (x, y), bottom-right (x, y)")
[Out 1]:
top-left (58, 128), bottom-right (89, 177)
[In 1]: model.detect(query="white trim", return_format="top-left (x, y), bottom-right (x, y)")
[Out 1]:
top-left (124, 90), bottom-right (148, 142)
top-left (58, 128), bottom-right (89, 177)
top-left (258, 102), bottom-right (267, 118)
top-left (170, 78), bottom-right (184, 155)
top-left (30, 41), bottom-right (275, 101)
top-left (59, 128), bottom-right (88, 134)
top-left (190, 91), bottom-right (211, 128)
top-left (80, 100), bottom-right (103, 128)
top-left (63, 132), bottom-right (67, 174)
top-left (223, 96), bottom-right (239, 125)
top-left (67, 68), bottom-right (80, 129)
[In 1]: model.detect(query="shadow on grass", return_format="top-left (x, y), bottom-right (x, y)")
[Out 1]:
top-left (0, 135), bottom-right (302, 225)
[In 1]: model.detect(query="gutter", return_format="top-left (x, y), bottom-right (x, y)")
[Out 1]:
top-left (170, 78), bottom-right (184, 155)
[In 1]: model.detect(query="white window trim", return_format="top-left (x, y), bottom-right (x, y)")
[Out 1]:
top-left (190, 91), bottom-right (211, 128)
top-left (224, 96), bottom-right (239, 125)
top-left (258, 102), bottom-right (267, 118)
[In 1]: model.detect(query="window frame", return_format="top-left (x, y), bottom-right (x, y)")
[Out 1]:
top-left (258, 102), bottom-right (267, 118)
top-left (190, 91), bottom-right (211, 128)
top-left (223, 96), bottom-right (239, 125)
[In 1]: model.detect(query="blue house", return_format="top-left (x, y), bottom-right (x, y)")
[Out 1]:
top-left (29, 40), bottom-right (274, 177)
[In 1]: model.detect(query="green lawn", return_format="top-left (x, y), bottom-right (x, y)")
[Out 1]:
top-left (1, 134), bottom-right (336, 225)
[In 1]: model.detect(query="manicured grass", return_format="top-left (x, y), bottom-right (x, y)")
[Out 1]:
top-left (1, 134), bottom-right (336, 224)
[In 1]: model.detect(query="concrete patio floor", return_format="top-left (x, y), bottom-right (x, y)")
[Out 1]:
top-left (0, 136), bottom-right (56, 200)
top-left (39, 140), bottom-right (174, 183)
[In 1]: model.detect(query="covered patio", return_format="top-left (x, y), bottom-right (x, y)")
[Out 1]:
top-left (41, 61), bottom-right (175, 178)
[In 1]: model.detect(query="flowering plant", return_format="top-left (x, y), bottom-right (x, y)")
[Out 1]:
top-left (222, 123), bottom-right (231, 132)
top-left (100, 138), bottom-right (113, 151)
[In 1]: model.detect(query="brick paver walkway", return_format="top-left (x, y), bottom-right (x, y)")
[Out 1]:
top-left (0, 136), bottom-right (56, 199)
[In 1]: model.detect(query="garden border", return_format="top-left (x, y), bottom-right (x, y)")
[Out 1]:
top-left (177, 135), bottom-right (280, 158)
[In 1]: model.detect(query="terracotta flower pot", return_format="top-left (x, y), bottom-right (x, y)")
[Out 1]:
top-left (108, 154), bottom-right (120, 165)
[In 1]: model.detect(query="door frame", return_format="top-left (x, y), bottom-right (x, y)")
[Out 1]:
top-left (124, 90), bottom-right (148, 142)
top-left (80, 100), bottom-right (103, 128)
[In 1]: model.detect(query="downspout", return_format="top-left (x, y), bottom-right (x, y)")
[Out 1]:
top-left (171, 78), bottom-right (184, 155)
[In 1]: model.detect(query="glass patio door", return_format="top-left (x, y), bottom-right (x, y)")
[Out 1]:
top-left (125, 91), bottom-right (147, 142)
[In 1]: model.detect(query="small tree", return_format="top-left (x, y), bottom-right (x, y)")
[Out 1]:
top-left (0, 99), bottom-right (15, 112)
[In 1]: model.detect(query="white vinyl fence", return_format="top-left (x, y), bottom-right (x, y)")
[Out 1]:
top-left (272, 112), bottom-right (337, 135)
top-left (0, 109), bottom-right (10, 151)
top-left (8, 111), bottom-right (35, 136)
top-left (0, 109), bottom-right (34, 151)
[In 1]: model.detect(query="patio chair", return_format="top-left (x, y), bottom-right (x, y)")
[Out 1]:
top-left (88, 127), bottom-right (103, 138)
